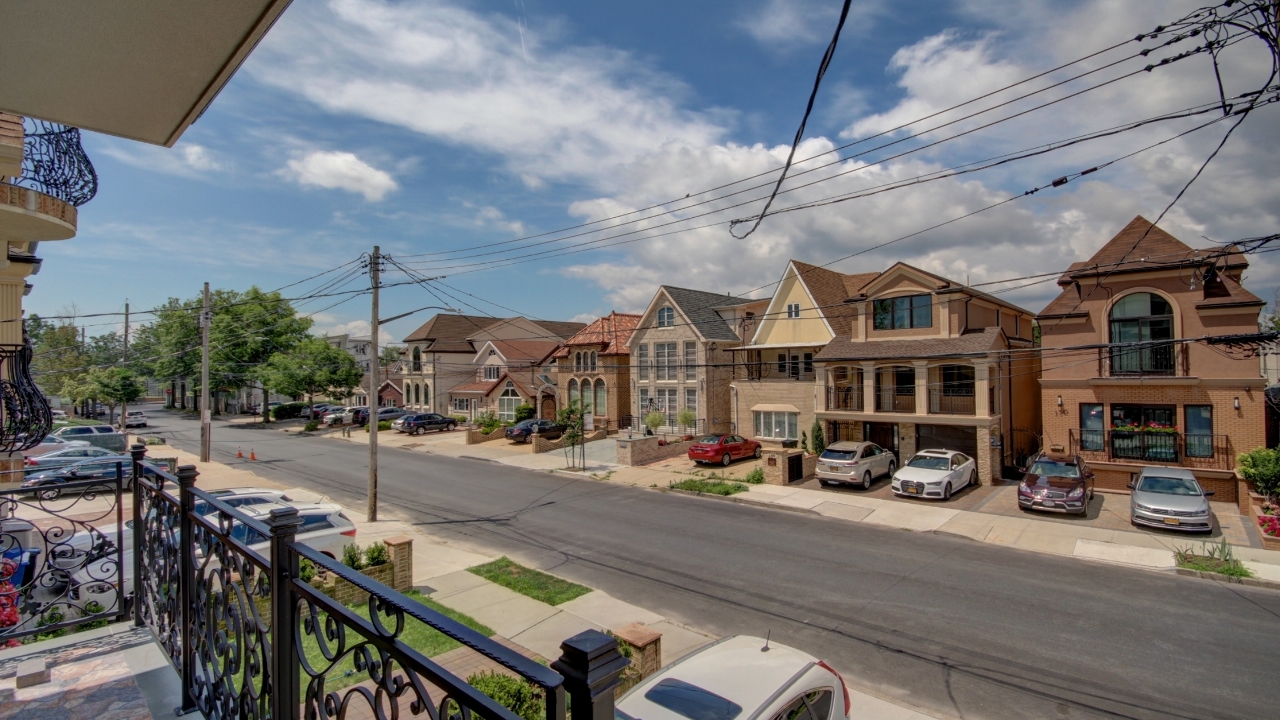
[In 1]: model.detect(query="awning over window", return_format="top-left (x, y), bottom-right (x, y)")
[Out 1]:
top-left (751, 404), bottom-right (799, 413)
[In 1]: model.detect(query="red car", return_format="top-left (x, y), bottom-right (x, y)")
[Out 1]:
top-left (688, 434), bottom-right (762, 466)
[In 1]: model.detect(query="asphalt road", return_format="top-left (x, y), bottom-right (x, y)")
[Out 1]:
top-left (141, 407), bottom-right (1279, 720)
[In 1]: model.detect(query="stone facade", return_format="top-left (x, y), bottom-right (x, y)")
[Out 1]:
top-left (761, 449), bottom-right (817, 484)
top-left (616, 435), bottom-right (694, 466)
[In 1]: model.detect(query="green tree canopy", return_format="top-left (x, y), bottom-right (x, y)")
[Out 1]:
top-left (259, 337), bottom-right (363, 403)
top-left (30, 319), bottom-right (88, 398)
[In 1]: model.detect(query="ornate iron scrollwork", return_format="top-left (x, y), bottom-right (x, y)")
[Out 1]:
top-left (136, 471), bottom-right (184, 670)
top-left (0, 340), bottom-right (52, 454)
top-left (17, 119), bottom-right (98, 207)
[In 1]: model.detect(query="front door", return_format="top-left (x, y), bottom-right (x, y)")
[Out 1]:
top-left (866, 423), bottom-right (898, 459)
top-left (540, 395), bottom-right (556, 420)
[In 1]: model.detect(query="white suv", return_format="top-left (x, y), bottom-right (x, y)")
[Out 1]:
top-left (120, 410), bottom-right (148, 428)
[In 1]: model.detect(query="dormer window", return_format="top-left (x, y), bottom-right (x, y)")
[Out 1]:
top-left (786, 303), bottom-right (801, 319)
top-left (657, 307), bottom-right (675, 327)
top-left (484, 366), bottom-right (501, 380)
top-left (873, 295), bottom-right (932, 329)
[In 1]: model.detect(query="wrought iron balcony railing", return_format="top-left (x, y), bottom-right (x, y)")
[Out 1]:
top-left (826, 385), bottom-right (864, 411)
top-left (11, 119), bottom-right (97, 207)
top-left (928, 388), bottom-right (976, 415)
top-left (0, 340), bottom-right (53, 454)
top-left (876, 389), bottom-right (916, 414)
top-left (1068, 429), bottom-right (1232, 469)
top-left (1097, 342), bottom-right (1188, 377)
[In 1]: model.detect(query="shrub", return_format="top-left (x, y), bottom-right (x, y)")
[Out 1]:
top-left (365, 541), bottom-right (389, 567)
top-left (514, 404), bottom-right (536, 422)
top-left (1239, 447), bottom-right (1280, 502)
top-left (742, 467), bottom-right (765, 484)
top-left (1175, 537), bottom-right (1253, 578)
top-left (452, 415), bottom-right (468, 425)
top-left (811, 419), bottom-right (826, 456)
top-left (676, 408), bottom-right (697, 430)
top-left (801, 431), bottom-right (809, 455)
top-left (364, 420), bottom-right (393, 432)
top-left (299, 557), bottom-right (317, 583)
top-left (468, 672), bottom-right (546, 720)
top-left (303, 420), bottom-right (319, 432)
top-left (643, 411), bottom-right (665, 433)
top-left (272, 402), bottom-right (308, 420)
top-left (341, 543), bottom-right (365, 571)
top-left (477, 411), bottom-right (502, 434)
top-left (75, 601), bottom-right (109, 632)
top-left (669, 478), bottom-right (747, 496)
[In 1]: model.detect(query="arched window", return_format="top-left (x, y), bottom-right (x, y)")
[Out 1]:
top-left (594, 379), bottom-right (607, 416)
top-left (498, 382), bottom-right (520, 421)
top-left (1109, 292), bottom-right (1174, 375)
top-left (569, 379), bottom-right (580, 408)
top-left (657, 307), bottom-right (674, 327)
top-left (423, 384), bottom-right (430, 407)
top-left (413, 383), bottom-right (420, 405)
top-left (412, 346), bottom-right (422, 372)
top-left (590, 351), bottom-right (597, 371)
top-left (582, 379), bottom-right (594, 415)
top-left (575, 352), bottom-right (582, 372)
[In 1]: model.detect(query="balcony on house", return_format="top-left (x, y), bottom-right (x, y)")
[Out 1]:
top-left (1, 117), bottom-right (97, 245)
top-left (827, 384), bottom-right (864, 411)
top-left (875, 366), bottom-right (916, 414)
top-left (1069, 428), bottom-right (1232, 468)
top-left (927, 364), bottom-right (975, 415)
top-left (1098, 341), bottom-right (1188, 377)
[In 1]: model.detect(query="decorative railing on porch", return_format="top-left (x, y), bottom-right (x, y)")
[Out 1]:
top-left (875, 389), bottom-right (916, 414)
top-left (126, 444), bottom-right (629, 720)
top-left (825, 386), bottom-right (863, 411)
top-left (1068, 429), bottom-right (1233, 469)
top-left (927, 388), bottom-right (975, 415)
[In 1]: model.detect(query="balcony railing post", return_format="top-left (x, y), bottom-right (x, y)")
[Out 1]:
top-left (551, 629), bottom-right (629, 720)
top-left (266, 506), bottom-right (304, 720)
top-left (129, 443), bottom-right (147, 627)
top-left (176, 464), bottom-right (199, 715)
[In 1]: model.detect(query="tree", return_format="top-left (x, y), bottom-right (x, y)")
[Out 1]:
top-left (558, 400), bottom-right (586, 469)
top-left (379, 345), bottom-right (403, 368)
top-left (514, 403), bottom-right (536, 422)
top-left (80, 367), bottom-right (144, 424)
top-left (30, 320), bottom-right (88, 401)
top-left (643, 411), bottom-right (664, 436)
top-left (676, 408), bottom-right (697, 432)
top-left (258, 337), bottom-right (364, 411)
top-left (811, 419), bottom-right (826, 456)
top-left (1239, 447), bottom-right (1280, 503)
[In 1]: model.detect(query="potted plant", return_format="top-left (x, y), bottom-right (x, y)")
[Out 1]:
top-left (643, 411), bottom-right (664, 437)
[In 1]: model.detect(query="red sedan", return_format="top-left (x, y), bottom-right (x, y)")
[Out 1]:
top-left (688, 434), bottom-right (762, 466)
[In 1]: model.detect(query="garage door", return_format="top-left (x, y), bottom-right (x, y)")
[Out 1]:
top-left (916, 424), bottom-right (977, 458)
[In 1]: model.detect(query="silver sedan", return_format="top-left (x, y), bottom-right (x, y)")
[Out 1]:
top-left (1128, 467), bottom-right (1214, 533)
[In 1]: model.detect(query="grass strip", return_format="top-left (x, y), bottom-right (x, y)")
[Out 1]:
top-left (1175, 553), bottom-right (1254, 578)
top-left (468, 557), bottom-right (591, 606)
top-left (300, 590), bottom-right (493, 691)
top-left (669, 478), bottom-right (748, 496)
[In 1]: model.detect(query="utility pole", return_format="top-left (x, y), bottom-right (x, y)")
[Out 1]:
top-left (367, 247), bottom-right (380, 522)
top-left (200, 283), bottom-right (212, 462)
top-left (120, 302), bottom-right (129, 432)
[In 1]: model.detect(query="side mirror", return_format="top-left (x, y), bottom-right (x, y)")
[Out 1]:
top-left (1126, 481), bottom-right (1135, 489)
top-left (1017, 467), bottom-right (1027, 474)
top-left (1204, 491), bottom-right (1216, 497)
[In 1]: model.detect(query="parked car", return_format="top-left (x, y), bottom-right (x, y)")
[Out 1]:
top-left (24, 445), bottom-right (120, 473)
top-left (376, 407), bottom-right (407, 422)
top-left (505, 419), bottom-right (562, 442)
top-left (192, 487), bottom-right (296, 517)
top-left (116, 410), bottom-right (148, 428)
top-left (687, 434), bottom-right (762, 466)
top-left (816, 441), bottom-right (896, 490)
top-left (1128, 467), bottom-right (1214, 532)
top-left (51, 424), bottom-right (128, 452)
top-left (891, 449), bottom-right (976, 500)
top-left (22, 434), bottom-right (91, 458)
top-left (1018, 451), bottom-right (1094, 514)
top-left (22, 455), bottom-right (135, 500)
top-left (395, 413), bottom-right (459, 435)
top-left (615, 635), bottom-right (851, 720)
top-left (50, 410), bottom-right (68, 421)
top-left (303, 403), bottom-right (335, 419)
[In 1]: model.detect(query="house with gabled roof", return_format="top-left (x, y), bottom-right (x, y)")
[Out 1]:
top-left (630, 286), bottom-right (767, 434)
top-left (551, 311), bottom-right (642, 427)
top-left (1037, 216), bottom-right (1266, 502)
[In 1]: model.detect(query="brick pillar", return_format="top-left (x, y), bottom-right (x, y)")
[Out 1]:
top-left (976, 425), bottom-right (992, 482)
top-left (613, 623), bottom-right (661, 678)
top-left (384, 535), bottom-right (414, 593)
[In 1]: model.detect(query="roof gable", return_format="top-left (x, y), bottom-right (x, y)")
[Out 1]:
top-left (651, 286), bottom-right (748, 342)
top-left (402, 314), bottom-right (499, 349)
top-left (556, 312), bottom-right (642, 356)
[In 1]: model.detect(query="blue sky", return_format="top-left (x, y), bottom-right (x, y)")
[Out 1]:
top-left (34, 0), bottom-right (1280, 343)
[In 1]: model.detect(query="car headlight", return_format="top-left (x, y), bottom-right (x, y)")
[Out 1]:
top-left (1067, 487), bottom-right (1084, 499)
top-left (927, 481), bottom-right (943, 487)
top-left (1134, 502), bottom-right (1154, 512)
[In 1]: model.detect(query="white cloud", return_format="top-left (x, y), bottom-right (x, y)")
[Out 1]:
top-left (568, 313), bottom-right (599, 324)
top-left (314, 318), bottom-right (394, 345)
top-left (278, 150), bottom-right (398, 201)
top-left (737, 0), bottom-right (884, 48)
top-left (99, 141), bottom-right (228, 176)
top-left (247, 0), bottom-right (724, 187)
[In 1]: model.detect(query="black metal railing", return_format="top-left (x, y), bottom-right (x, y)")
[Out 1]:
top-left (1110, 430), bottom-right (1178, 463)
top-left (928, 388), bottom-right (975, 415)
top-left (0, 339), bottom-right (54, 454)
top-left (129, 444), bottom-right (625, 720)
top-left (0, 465), bottom-right (128, 643)
top-left (1068, 429), bottom-right (1233, 469)
top-left (13, 119), bottom-right (98, 206)
top-left (876, 389), bottom-right (916, 414)
top-left (1099, 342), bottom-right (1187, 377)
top-left (826, 386), bottom-right (863, 411)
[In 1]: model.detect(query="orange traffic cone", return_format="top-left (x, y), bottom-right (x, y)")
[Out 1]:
top-left (236, 446), bottom-right (244, 459)
top-left (249, 448), bottom-right (257, 461)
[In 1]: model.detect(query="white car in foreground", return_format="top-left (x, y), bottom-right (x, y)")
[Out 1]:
top-left (891, 449), bottom-right (976, 500)
top-left (616, 635), bottom-right (850, 720)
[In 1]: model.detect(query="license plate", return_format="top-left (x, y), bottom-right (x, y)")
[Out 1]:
top-left (824, 465), bottom-right (839, 472)
top-left (1163, 517), bottom-right (1181, 525)
top-left (907, 487), bottom-right (919, 494)
top-left (1040, 499), bottom-right (1055, 507)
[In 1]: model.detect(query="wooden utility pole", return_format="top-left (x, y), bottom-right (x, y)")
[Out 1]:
top-left (367, 247), bottom-right (380, 522)
top-left (200, 283), bottom-right (212, 462)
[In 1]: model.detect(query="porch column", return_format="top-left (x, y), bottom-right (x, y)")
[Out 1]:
top-left (975, 362), bottom-right (990, 417)
top-left (817, 364), bottom-right (830, 412)
top-left (913, 360), bottom-right (929, 415)
top-left (861, 362), bottom-right (876, 413)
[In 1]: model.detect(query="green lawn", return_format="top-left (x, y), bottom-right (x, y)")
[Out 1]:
top-left (468, 557), bottom-right (591, 606)
top-left (1175, 553), bottom-right (1254, 578)
top-left (669, 478), bottom-right (748, 496)
top-left (300, 590), bottom-right (493, 691)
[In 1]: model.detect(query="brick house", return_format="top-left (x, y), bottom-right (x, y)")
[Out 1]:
top-left (1036, 216), bottom-right (1266, 502)
top-left (631, 287), bottom-right (765, 434)
top-left (811, 263), bottom-right (1040, 482)
top-left (452, 338), bottom-right (562, 422)
top-left (551, 312), bottom-right (641, 428)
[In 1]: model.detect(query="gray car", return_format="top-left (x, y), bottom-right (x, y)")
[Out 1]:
top-left (51, 424), bottom-right (128, 452)
top-left (1128, 467), bottom-right (1214, 533)
top-left (25, 445), bottom-right (119, 473)
top-left (816, 441), bottom-right (896, 490)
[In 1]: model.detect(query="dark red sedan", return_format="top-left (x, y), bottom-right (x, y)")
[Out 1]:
top-left (688, 434), bottom-right (762, 466)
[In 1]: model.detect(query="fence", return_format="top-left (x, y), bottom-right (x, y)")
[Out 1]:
top-left (1068, 429), bottom-right (1233, 470)
top-left (128, 444), bottom-right (629, 720)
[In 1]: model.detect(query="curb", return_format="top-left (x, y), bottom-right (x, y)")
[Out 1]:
top-left (1175, 567), bottom-right (1280, 591)
top-left (660, 487), bottom-right (820, 516)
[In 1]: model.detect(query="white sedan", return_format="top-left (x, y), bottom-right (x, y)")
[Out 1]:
top-left (616, 635), bottom-right (850, 720)
top-left (891, 449), bottom-right (976, 500)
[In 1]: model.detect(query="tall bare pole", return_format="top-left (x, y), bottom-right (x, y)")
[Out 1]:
top-left (200, 283), bottom-right (212, 462)
top-left (120, 302), bottom-right (129, 433)
top-left (367, 247), bottom-right (380, 522)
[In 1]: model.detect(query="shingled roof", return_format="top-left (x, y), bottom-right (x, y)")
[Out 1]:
top-left (789, 261), bottom-right (877, 337)
top-left (530, 320), bottom-right (590, 341)
top-left (554, 312), bottom-right (642, 357)
top-left (661, 286), bottom-right (757, 342)
top-left (402, 314), bottom-right (498, 351)
top-left (815, 327), bottom-right (1005, 362)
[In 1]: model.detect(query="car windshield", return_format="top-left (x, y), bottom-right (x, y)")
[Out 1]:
top-left (907, 455), bottom-right (951, 470)
top-left (1138, 476), bottom-right (1202, 496)
top-left (696, 436), bottom-right (722, 444)
top-left (821, 449), bottom-right (858, 461)
top-left (1027, 461), bottom-right (1080, 479)
top-left (642, 679), bottom-right (743, 720)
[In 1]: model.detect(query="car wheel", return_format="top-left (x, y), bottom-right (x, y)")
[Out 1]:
top-left (819, 479), bottom-right (831, 487)
top-left (447, 423), bottom-right (456, 432)
top-left (753, 446), bottom-right (762, 459)
top-left (38, 487), bottom-right (60, 501)
top-left (322, 551), bottom-right (336, 560)
top-left (943, 482), bottom-right (953, 500)
top-left (886, 460), bottom-right (896, 478)
top-left (862, 471), bottom-right (872, 491)
top-left (722, 453), bottom-right (732, 467)
top-left (969, 469), bottom-right (977, 488)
